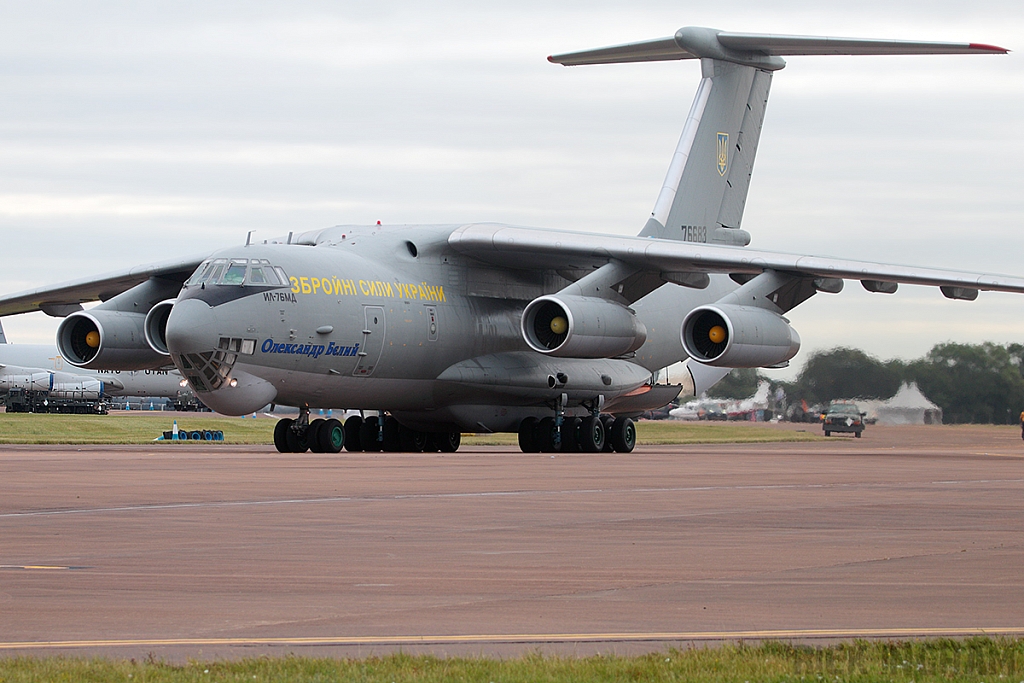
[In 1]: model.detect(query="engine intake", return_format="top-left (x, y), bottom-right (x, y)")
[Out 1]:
top-left (522, 295), bottom-right (647, 358)
top-left (681, 304), bottom-right (800, 368)
top-left (144, 300), bottom-right (176, 355)
top-left (57, 310), bottom-right (167, 370)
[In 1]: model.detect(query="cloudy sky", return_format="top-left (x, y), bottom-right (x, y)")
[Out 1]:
top-left (0, 1), bottom-right (1021, 378)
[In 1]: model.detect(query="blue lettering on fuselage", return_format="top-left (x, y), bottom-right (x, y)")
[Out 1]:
top-left (260, 339), bottom-right (359, 358)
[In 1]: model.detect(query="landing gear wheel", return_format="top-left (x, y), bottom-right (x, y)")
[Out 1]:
top-left (273, 418), bottom-right (293, 453)
top-left (307, 419), bottom-right (325, 453)
top-left (600, 415), bottom-right (615, 452)
top-left (360, 416), bottom-right (382, 452)
top-left (579, 416), bottom-right (605, 453)
top-left (436, 431), bottom-right (461, 453)
top-left (537, 416), bottom-right (560, 452)
top-left (318, 418), bottom-right (345, 453)
top-left (382, 417), bottom-right (402, 452)
top-left (518, 417), bottom-right (540, 453)
top-left (285, 423), bottom-right (307, 453)
top-left (399, 426), bottom-right (428, 452)
top-left (344, 416), bottom-right (363, 451)
top-left (560, 417), bottom-right (582, 453)
top-left (610, 416), bottom-right (636, 453)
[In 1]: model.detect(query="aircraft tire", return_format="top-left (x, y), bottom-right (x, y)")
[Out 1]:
top-left (600, 415), bottom-right (615, 452)
top-left (579, 416), bottom-right (605, 453)
top-left (437, 431), bottom-right (461, 453)
top-left (319, 418), bottom-right (345, 453)
top-left (518, 417), bottom-right (540, 453)
top-left (273, 418), bottom-right (293, 453)
top-left (399, 426), bottom-right (427, 452)
top-left (560, 417), bottom-right (582, 453)
top-left (285, 424), bottom-right (307, 453)
top-left (343, 416), bottom-right (363, 451)
top-left (537, 416), bottom-right (560, 452)
top-left (360, 417), bottom-right (382, 452)
top-left (382, 417), bottom-right (402, 452)
top-left (307, 419), bottom-right (325, 453)
top-left (610, 416), bottom-right (636, 453)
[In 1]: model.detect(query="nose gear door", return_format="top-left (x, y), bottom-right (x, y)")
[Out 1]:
top-left (353, 306), bottom-right (385, 376)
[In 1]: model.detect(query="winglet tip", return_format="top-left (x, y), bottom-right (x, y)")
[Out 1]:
top-left (969, 42), bottom-right (1010, 53)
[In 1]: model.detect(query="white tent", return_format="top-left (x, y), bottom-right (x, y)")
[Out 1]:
top-left (875, 382), bottom-right (943, 425)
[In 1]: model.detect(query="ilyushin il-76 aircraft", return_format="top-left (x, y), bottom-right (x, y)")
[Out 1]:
top-left (0, 27), bottom-right (1018, 454)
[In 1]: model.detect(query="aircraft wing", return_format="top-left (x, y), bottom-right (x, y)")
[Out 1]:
top-left (448, 224), bottom-right (1024, 296)
top-left (0, 255), bottom-right (206, 317)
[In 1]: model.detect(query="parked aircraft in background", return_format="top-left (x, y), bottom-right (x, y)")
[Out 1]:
top-left (669, 381), bottom-right (771, 421)
top-left (0, 27), bottom-right (1016, 454)
top-left (0, 320), bottom-right (185, 400)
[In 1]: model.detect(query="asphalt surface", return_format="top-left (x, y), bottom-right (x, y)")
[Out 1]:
top-left (1, 423), bottom-right (1023, 660)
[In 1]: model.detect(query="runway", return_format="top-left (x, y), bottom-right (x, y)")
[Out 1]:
top-left (1, 423), bottom-right (1023, 659)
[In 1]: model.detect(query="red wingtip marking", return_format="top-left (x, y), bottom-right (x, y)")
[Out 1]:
top-left (547, 55), bottom-right (556, 63)
top-left (969, 42), bottom-right (1009, 53)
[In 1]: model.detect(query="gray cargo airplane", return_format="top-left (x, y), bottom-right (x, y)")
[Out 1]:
top-left (0, 27), bottom-right (1017, 453)
top-left (0, 320), bottom-right (186, 400)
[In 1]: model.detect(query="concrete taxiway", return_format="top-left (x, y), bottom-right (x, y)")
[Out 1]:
top-left (1, 423), bottom-right (1023, 659)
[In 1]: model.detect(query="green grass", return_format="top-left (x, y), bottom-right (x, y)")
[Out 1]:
top-left (0, 413), bottom-right (275, 445)
top-left (0, 413), bottom-right (816, 447)
top-left (1, 638), bottom-right (1023, 682)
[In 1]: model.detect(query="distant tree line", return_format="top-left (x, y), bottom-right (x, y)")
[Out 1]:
top-left (706, 343), bottom-right (1024, 425)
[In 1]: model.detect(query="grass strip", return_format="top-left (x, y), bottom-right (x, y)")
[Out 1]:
top-left (0, 413), bottom-right (274, 445)
top-left (0, 413), bottom-right (816, 446)
top-left (1, 638), bottom-right (1024, 681)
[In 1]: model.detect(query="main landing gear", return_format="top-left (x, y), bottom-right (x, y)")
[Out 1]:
top-left (273, 408), bottom-right (461, 454)
top-left (517, 414), bottom-right (636, 453)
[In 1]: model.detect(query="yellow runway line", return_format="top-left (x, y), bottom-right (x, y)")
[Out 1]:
top-left (2, 627), bottom-right (1024, 650)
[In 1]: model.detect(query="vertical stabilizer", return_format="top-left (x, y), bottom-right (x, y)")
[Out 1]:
top-left (549, 26), bottom-right (1006, 245)
top-left (0, 320), bottom-right (6, 344)
top-left (639, 58), bottom-right (770, 244)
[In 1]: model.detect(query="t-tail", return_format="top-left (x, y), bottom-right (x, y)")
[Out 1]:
top-left (549, 27), bottom-right (1007, 245)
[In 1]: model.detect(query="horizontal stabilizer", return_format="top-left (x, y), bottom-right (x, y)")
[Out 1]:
top-left (549, 27), bottom-right (1008, 69)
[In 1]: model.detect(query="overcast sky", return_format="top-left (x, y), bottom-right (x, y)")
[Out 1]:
top-left (0, 1), bottom-right (1021, 379)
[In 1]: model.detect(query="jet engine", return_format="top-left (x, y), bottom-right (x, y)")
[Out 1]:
top-left (0, 372), bottom-right (52, 392)
top-left (681, 304), bottom-right (800, 368)
top-left (521, 295), bottom-right (647, 358)
top-left (50, 377), bottom-right (104, 400)
top-left (143, 299), bottom-right (176, 356)
top-left (56, 310), bottom-right (166, 370)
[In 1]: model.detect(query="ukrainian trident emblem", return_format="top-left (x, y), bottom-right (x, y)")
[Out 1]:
top-left (717, 132), bottom-right (729, 176)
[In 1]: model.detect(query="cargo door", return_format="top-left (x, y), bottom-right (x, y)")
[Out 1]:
top-left (353, 306), bottom-right (385, 376)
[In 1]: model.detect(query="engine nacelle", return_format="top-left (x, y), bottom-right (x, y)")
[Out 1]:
top-left (0, 372), bottom-right (52, 392)
top-left (521, 295), bottom-right (647, 358)
top-left (144, 299), bottom-right (176, 356)
top-left (57, 310), bottom-right (166, 370)
top-left (50, 378), bottom-right (104, 400)
top-left (681, 304), bottom-right (800, 368)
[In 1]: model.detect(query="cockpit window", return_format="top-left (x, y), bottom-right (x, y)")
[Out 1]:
top-left (185, 258), bottom-right (289, 287)
top-left (185, 261), bottom-right (211, 286)
top-left (222, 259), bottom-right (248, 285)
